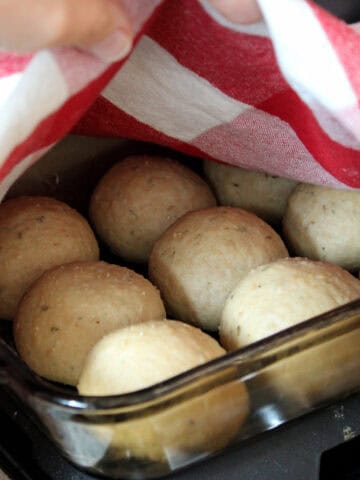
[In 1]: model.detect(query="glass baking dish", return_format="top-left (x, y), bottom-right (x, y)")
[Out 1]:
top-left (1, 136), bottom-right (360, 478)
top-left (0, 298), bottom-right (360, 479)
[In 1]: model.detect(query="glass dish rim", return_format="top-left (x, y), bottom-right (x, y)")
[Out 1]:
top-left (1, 298), bottom-right (360, 412)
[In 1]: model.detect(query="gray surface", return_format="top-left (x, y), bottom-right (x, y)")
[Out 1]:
top-left (170, 394), bottom-right (360, 480)
top-left (1, 386), bottom-right (360, 480)
top-left (315, 0), bottom-right (360, 23)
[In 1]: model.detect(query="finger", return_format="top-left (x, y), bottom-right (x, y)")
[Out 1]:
top-left (0, 0), bottom-right (132, 54)
top-left (207, 0), bottom-right (262, 24)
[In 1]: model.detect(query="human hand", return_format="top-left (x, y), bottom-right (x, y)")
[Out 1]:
top-left (208, 0), bottom-right (262, 24)
top-left (0, 0), bottom-right (133, 60)
top-left (0, 0), bottom-right (261, 62)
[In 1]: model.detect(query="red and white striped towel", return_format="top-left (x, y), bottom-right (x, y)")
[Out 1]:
top-left (1, 0), bottom-right (360, 201)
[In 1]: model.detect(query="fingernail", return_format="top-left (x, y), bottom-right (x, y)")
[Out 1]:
top-left (88, 29), bottom-right (132, 63)
top-left (206, 0), bottom-right (262, 25)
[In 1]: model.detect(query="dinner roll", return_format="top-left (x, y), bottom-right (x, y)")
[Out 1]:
top-left (78, 320), bottom-right (249, 463)
top-left (0, 196), bottom-right (99, 320)
top-left (149, 207), bottom-right (288, 331)
top-left (220, 257), bottom-right (360, 407)
top-left (220, 257), bottom-right (360, 349)
top-left (90, 155), bottom-right (216, 263)
top-left (203, 160), bottom-right (297, 224)
top-left (78, 320), bottom-right (224, 395)
top-left (283, 184), bottom-right (360, 270)
top-left (14, 261), bottom-right (165, 385)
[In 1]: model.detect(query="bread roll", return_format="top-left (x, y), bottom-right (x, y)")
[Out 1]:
top-left (0, 196), bottom-right (99, 320)
top-left (78, 320), bottom-right (249, 463)
top-left (14, 261), bottom-right (165, 385)
top-left (90, 155), bottom-right (216, 263)
top-left (149, 207), bottom-right (288, 331)
top-left (204, 160), bottom-right (297, 224)
top-left (283, 184), bottom-right (360, 270)
top-left (220, 257), bottom-right (360, 407)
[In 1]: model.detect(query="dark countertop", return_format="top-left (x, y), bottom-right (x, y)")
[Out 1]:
top-left (1, 386), bottom-right (360, 480)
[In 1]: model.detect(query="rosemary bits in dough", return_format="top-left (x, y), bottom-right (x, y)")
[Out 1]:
top-left (90, 155), bottom-right (216, 263)
top-left (0, 196), bottom-right (99, 320)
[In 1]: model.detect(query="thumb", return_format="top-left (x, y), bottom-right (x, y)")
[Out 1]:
top-left (52, 0), bottom-right (133, 53)
top-left (60, 0), bottom-right (134, 62)
top-left (0, 0), bottom-right (133, 58)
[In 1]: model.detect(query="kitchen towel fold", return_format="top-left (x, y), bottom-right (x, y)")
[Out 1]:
top-left (1, 0), bottom-right (360, 200)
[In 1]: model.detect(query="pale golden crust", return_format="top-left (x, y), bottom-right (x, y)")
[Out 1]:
top-left (149, 207), bottom-right (288, 331)
top-left (220, 257), bottom-right (360, 350)
top-left (78, 320), bottom-right (224, 394)
top-left (78, 320), bottom-right (249, 462)
top-left (220, 257), bottom-right (360, 408)
top-left (0, 196), bottom-right (99, 320)
top-left (283, 184), bottom-right (360, 270)
top-left (14, 261), bottom-right (165, 385)
top-left (204, 160), bottom-right (297, 224)
top-left (90, 155), bottom-right (216, 263)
